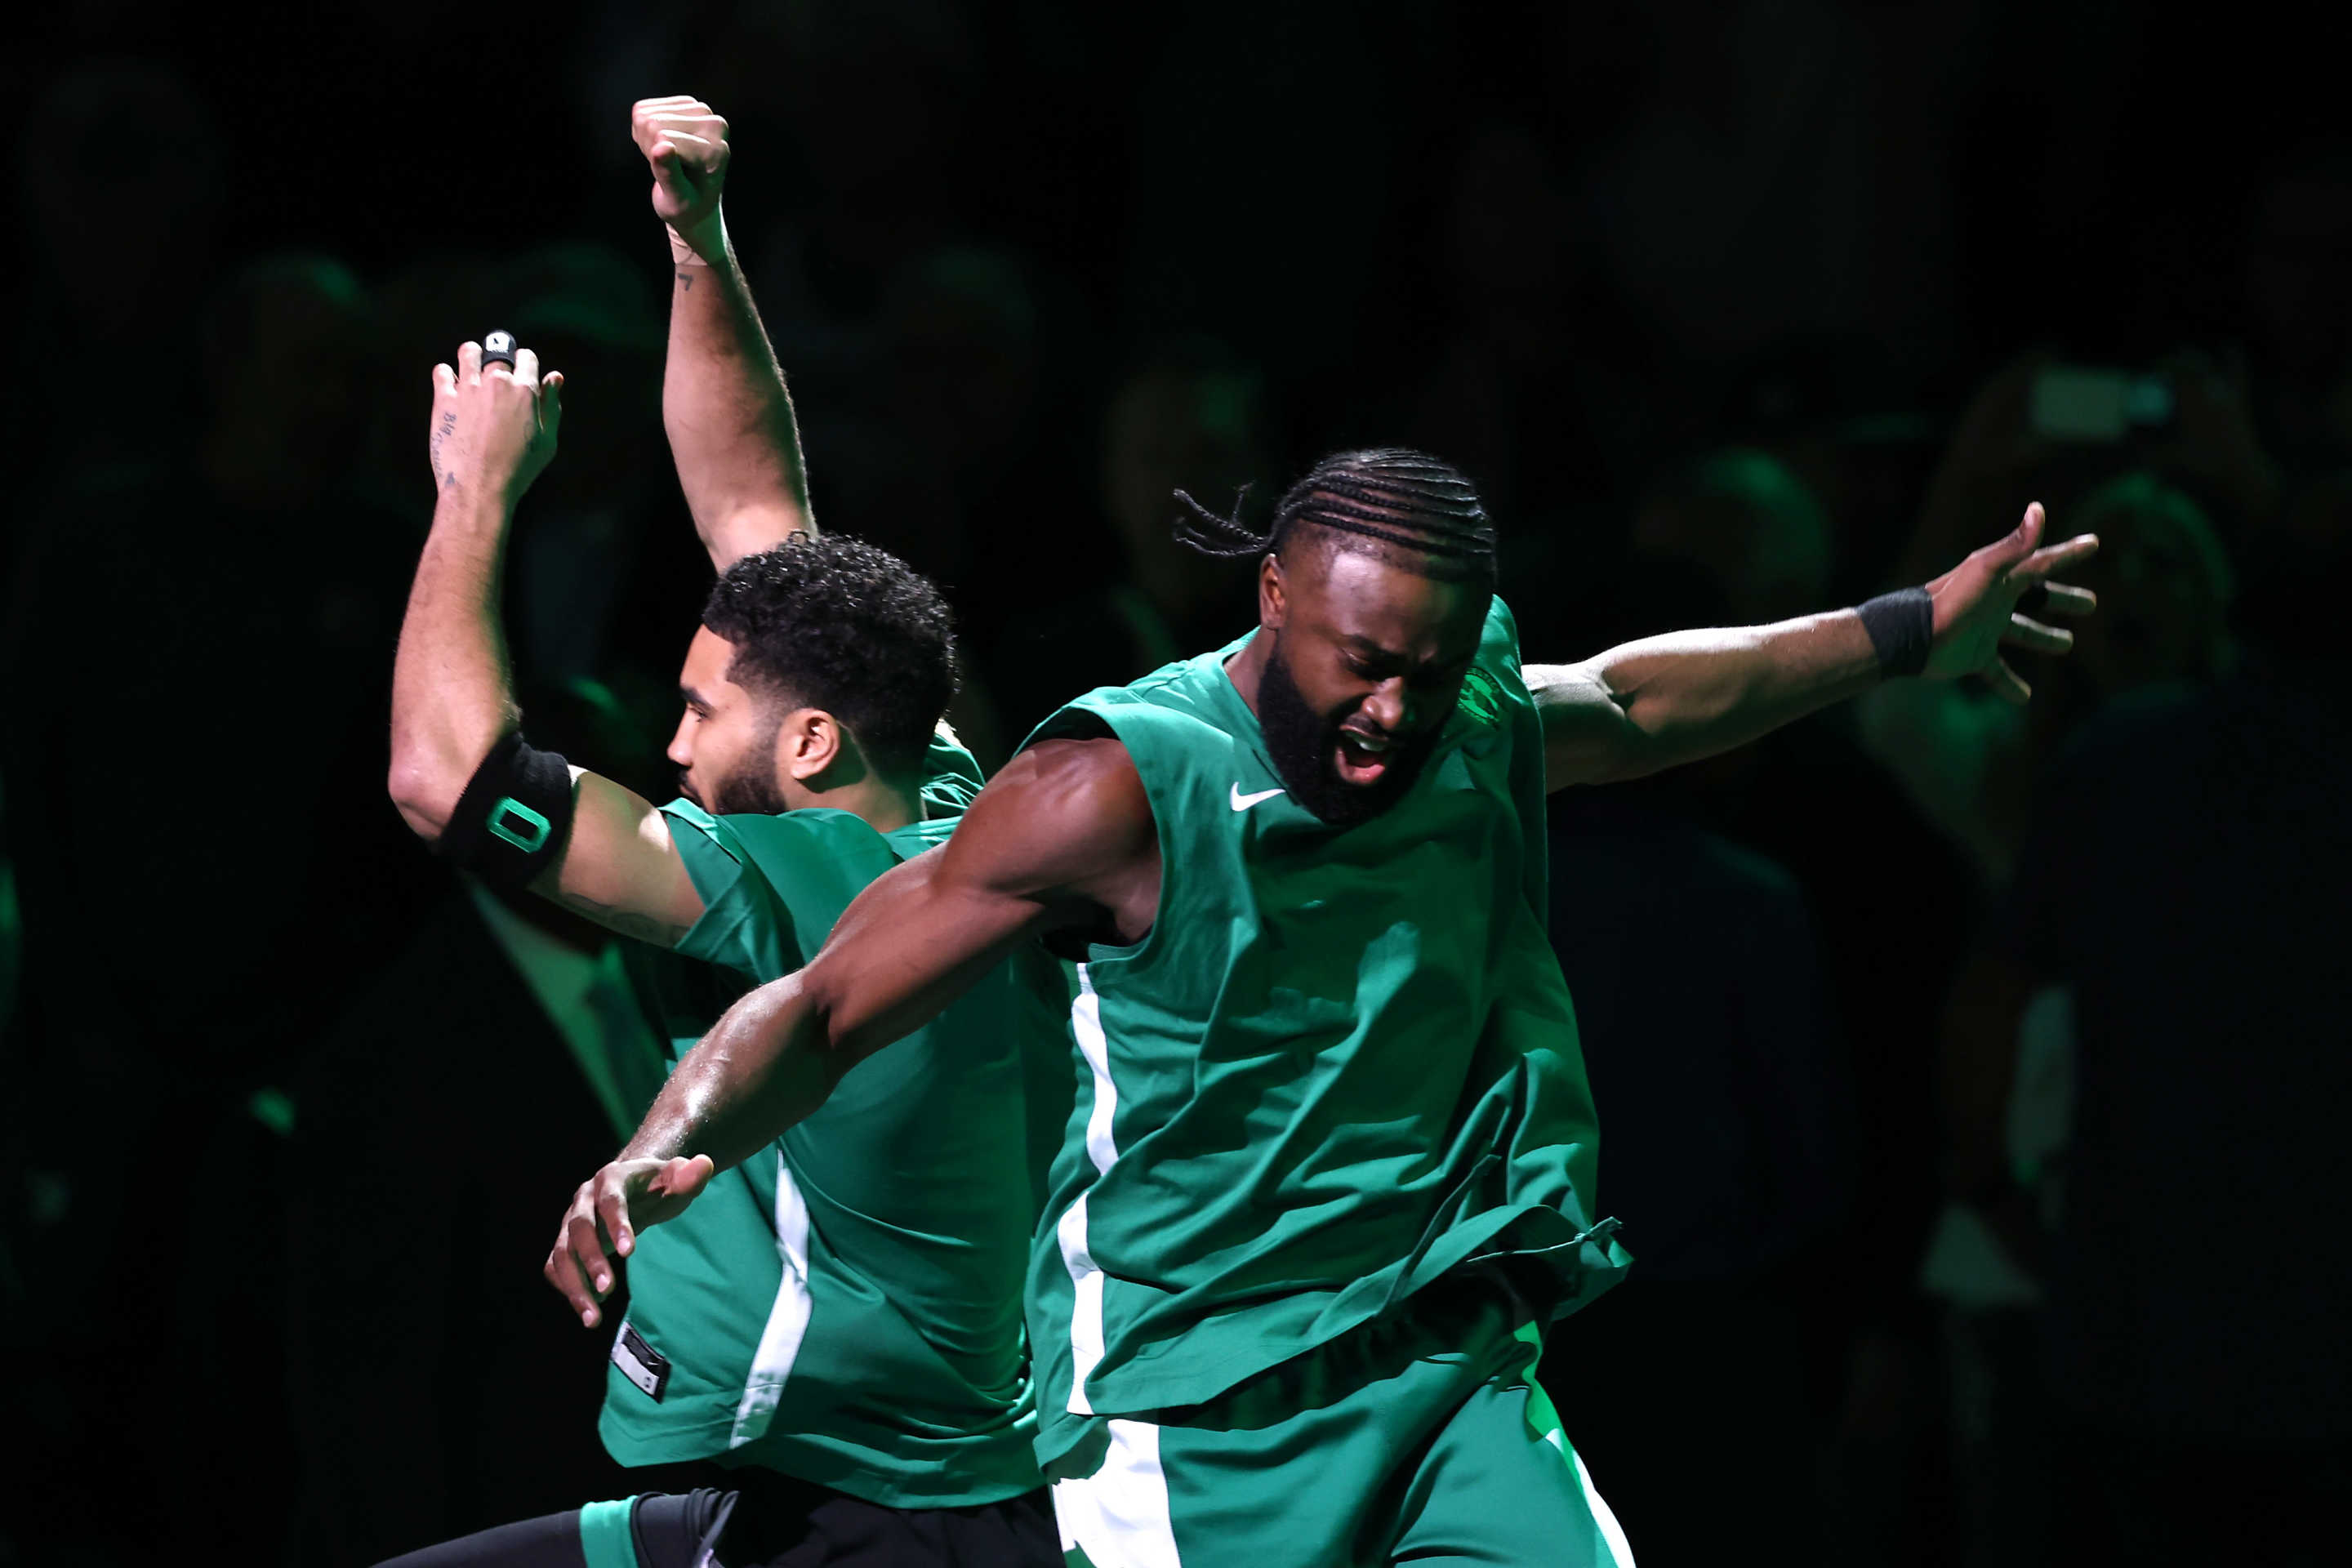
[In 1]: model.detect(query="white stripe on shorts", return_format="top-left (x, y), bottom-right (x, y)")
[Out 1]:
top-left (1054, 1417), bottom-right (1181, 1568)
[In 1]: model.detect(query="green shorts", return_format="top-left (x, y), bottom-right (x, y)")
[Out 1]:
top-left (1048, 1271), bottom-right (1633, 1567)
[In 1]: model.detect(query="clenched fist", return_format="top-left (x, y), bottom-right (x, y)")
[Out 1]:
top-left (631, 95), bottom-right (730, 261)
top-left (427, 338), bottom-right (564, 506)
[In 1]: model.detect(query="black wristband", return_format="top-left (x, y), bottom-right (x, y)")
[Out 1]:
top-left (1856, 586), bottom-right (1934, 678)
top-left (436, 730), bottom-right (576, 890)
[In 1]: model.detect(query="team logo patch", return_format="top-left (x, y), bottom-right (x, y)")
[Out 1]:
top-left (1456, 666), bottom-right (1504, 729)
top-left (613, 1320), bottom-right (671, 1402)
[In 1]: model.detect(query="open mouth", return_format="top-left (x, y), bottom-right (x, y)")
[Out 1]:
top-left (1333, 727), bottom-right (1392, 786)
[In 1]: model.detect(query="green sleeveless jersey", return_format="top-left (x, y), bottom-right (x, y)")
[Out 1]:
top-left (600, 739), bottom-right (1067, 1507)
top-left (1022, 597), bottom-right (1630, 1468)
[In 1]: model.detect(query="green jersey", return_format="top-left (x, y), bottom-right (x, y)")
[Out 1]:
top-left (600, 741), bottom-right (1063, 1508)
top-left (1023, 597), bottom-right (1631, 1470)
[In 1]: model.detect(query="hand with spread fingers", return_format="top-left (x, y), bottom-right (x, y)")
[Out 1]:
top-left (1923, 501), bottom-right (2100, 703)
top-left (426, 338), bottom-right (564, 505)
top-left (543, 1152), bottom-right (718, 1329)
top-left (631, 95), bottom-right (730, 261)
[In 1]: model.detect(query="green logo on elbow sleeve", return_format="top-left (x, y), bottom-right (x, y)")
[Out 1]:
top-left (488, 797), bottom-right (552, 853)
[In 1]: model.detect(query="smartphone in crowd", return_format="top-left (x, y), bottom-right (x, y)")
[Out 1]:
top-left (2029, 367), bottom-right (2176, 442)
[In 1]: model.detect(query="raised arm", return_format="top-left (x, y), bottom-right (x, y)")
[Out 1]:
top-left (390, 340), bottom-right (562, 832)
top-left (1533, 502), bottom-right (2100, 790)
top-left (544, 736), bottom-right (1159, 1325)
top-left (389, 341), bottom-right (704, 948)
top-left (631, 96), bottom-right (810, 568)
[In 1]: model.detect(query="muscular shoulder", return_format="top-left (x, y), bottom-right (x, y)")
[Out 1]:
top-left (941, 737), bottom-right (1155, 899)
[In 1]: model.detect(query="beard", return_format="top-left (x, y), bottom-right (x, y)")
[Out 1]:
top-left (679, 754), bottom-right (790, 817)
top-left (709, 764), bottom-right (789, 816)
top-left (1256, 631), bottom-right (1444, 826)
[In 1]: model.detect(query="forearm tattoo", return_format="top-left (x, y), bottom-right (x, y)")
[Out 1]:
top-left (554, 889), bottom-right (692, 949)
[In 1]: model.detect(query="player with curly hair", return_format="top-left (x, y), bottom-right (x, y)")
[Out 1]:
top-left (381, 99), bottom-right (1059, 1566)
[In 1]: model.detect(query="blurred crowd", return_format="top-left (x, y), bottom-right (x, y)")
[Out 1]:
top-left (4, 3), bottom-right (2347, 1565)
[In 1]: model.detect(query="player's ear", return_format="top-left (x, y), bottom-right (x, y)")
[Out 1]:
top-left (778, 707), bottom-right (841, 782)
top-left (1258, 552), bottom-right (1288, 630)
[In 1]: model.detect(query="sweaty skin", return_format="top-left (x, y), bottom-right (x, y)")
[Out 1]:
top-left (548, 504), bottom-right (2100, 1321)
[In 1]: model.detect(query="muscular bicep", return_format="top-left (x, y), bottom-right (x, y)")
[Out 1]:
top-left (803, 733), bottom-right (1157, 1063)
top-left (804, 847), bottom-right (1053, 1061)
top-left (529, 770), bottom-right (706, 947)
top-left (1526, 660), bottom-right (1648, 791)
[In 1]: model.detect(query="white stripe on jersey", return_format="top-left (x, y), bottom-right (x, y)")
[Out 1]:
top-left (1055, 966), bottom-right (1120, 1416)
top-left (1575, 1449), bottom-right (1637, 1566)
top-left (728, 1149), bottom-right (813, 1447)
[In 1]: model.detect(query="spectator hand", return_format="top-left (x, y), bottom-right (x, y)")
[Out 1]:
top-left (1923, 502), bottom-right (2100, 703)
top-left (427, 339), bottom-right (563, 506)
top-left (631, 96), bottom-right (730, 261)
top-left (544, 1152), bottom-right (717, 1329)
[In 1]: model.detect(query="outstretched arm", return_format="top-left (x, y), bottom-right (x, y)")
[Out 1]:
top-left (1533, 502), bottom-right (2100, 789)
top-left (632, 96), bottom-right (811, 569)
top-left (388, 341), bottom-right (704, 947)
top-left (544, 736), bottom-right (1158, 1325)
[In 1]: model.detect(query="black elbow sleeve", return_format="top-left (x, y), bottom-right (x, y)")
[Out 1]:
top-left (436, 730), bottom-right (577, 890)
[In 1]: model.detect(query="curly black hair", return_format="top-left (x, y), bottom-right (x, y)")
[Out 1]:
top-left (1172, 448), bottom-right (1496, 586)
top-left (701, 533), bottom-right (958, 781)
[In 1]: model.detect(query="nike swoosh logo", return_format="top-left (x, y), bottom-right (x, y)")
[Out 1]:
top-left (1231, 784), bottom-right (1286, 811)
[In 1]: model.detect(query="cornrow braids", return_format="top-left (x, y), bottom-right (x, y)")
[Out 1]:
top-left (1174, 448), bottom-right (1496, 581)
top-left (1172, 483), bottom-right (1264, 556)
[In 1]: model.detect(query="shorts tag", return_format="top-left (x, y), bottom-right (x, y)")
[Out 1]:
top-left (613, 1320), bottom-right (671, 1402)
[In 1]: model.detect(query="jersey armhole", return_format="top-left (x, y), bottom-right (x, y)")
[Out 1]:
top-left (1018, 702), bottom-right (1172, 978)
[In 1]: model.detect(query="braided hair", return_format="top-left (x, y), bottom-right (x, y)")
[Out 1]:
top-left (1174, 448), bottom-right (1495, 585)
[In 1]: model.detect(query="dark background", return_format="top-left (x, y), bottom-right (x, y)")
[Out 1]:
top-left (5, 2), bottom-right (2350, 1563)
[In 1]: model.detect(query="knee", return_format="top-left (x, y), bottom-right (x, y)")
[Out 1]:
top-left (617, 1489), bottom-right (739, 1568)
